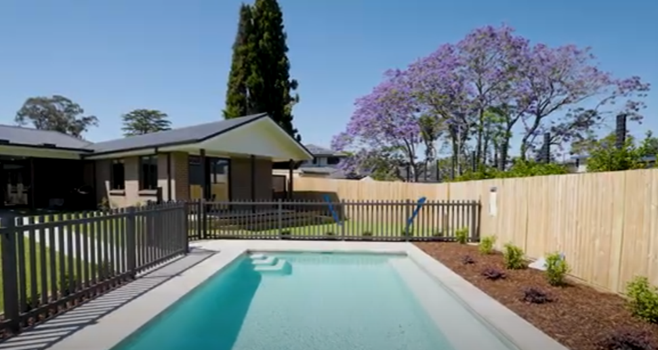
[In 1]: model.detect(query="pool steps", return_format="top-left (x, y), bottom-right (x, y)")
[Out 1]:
top-left (250, 254), bottom-right (293, 276)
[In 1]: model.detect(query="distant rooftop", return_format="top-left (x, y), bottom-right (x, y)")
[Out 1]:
top-left (304, 144), bottom-right (345, 157)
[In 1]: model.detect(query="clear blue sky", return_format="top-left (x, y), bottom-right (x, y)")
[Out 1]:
top-left (1, 0), bottom-right (656, 151)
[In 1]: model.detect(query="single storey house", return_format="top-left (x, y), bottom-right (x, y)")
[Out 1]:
top-left (0, 113), bottom-right (312, 210)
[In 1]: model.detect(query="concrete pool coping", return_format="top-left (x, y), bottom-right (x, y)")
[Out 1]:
top-left (32, 240), bottom-right (567, 350)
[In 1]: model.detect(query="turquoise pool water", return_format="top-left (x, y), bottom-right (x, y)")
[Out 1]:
top-left (112, 252), bottom-right (515, 350)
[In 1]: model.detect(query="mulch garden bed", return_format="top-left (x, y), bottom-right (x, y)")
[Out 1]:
top-left (415, 242), bottom-right (658, 350)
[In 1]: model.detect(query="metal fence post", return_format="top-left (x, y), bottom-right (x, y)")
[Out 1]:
top-left (340, 199), bottom-right (346, 239)
top-left (126, 206), bottom-right (137, 279)
top-left (196, 199), bottom-right (202, 239)
top-left (277, 199), bottom-right (282, 235)
top-left (1, 219), bottom-right (20, 332)
top-left (405, 199), bottom-right (411, 241)
top-left (183, 202), bottom-right (190, 253)
top-left (471, 200), bottom-right (480, 242)
top-left (200, 199), bottom-right (207, 240)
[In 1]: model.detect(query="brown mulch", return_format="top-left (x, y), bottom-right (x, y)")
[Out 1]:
top-left (415, 242), bottom-right (658, 350)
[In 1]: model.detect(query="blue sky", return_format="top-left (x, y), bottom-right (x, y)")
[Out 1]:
top-left (1, 0), bottom-right (656, 156)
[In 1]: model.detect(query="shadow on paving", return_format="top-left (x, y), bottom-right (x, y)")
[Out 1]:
top-left (0, 247), bottom-right (217, 350)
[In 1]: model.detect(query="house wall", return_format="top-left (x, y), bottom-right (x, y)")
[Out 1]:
top-left (95, 154), bottom-right (171, 208)
top-left (229, 157), bottom-right (273, 201)
top-left (95, 152), bottom-right (273, 208)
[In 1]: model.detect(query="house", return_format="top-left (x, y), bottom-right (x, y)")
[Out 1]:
top-left (0, 113), bottom-right (313, 209)
top-left (273, 144), bottom-right (352, 180)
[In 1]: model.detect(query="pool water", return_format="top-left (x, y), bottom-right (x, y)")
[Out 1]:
top-left (113, 252), bottom-right (516, 350)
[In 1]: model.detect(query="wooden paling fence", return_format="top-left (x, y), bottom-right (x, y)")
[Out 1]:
top-left (292, 169), bottom-right (658, 294)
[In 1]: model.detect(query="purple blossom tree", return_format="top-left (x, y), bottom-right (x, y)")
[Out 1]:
top-left (516, 44), bottom-right (650, 159)
top-left (335, 24), bottom-right (650, 179)
top-left (331, 69), bottom-right (425, 181)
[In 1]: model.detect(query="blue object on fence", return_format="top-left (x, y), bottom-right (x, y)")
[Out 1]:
top-left (323, 194), bottom-right (342, 226)
top-left (405, 197), bottom-right (427, 233)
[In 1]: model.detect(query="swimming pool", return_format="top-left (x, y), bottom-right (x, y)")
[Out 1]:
top-left (111, 251), bottom-right (517, 350)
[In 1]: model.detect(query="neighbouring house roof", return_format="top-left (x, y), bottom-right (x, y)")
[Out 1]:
top-left (0, 113), bottom-right (313, 161)
top-left (86, 113), bottom-right (267, 154)
top-left (0, 124), bottom-right (93, 150)
top-left (304, 144), bottom-right (346, 157)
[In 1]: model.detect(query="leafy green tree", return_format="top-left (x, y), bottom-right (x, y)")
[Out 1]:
top-left (121, 109), bottom-right (171, 136)
top-left (248, 0), bottom-right (300, 141)
top-left (15, 95), bottom-right (98, 137)
top-left (637, 130), bottom-right (658, 159)
top-left (224, 4), bottom-right (256, 119)
top-left (586, 133), bottom-right (644, 172)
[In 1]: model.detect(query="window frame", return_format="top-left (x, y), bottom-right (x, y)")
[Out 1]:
top-left (139, 155), bottom-right (158, 191)
top-left (109, 159), bottom-right (125, 190)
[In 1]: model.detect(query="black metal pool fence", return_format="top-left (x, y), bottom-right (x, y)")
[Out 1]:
top-left (0, 199), bottom-right (479, 335)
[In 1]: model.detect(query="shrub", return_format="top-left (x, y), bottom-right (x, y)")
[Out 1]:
top-left (481, 268), bottom-right (506, 281)
top-left (60, 274), bottom-right (79, 296)
top-left (455, 227), bottom-right (469, 244)
top-left (503, 243), bottom-right (526, 270)
top-left (545, 252), bottom-right (570, 286)
top-left (401, 229), bottom-right (414, 237)
top-left (479, 235), bottom-right (497, 255)
top-left (461, 255), bottom-right (475, 265)
top-left (362, 231), bottom-right (373, 237)
top-left (596, 329), bottom-right (654, 350)
top-left (432, 230), bottom-right (444, 238)
top-left (521, 287), bottom-right (553, 304)
top-left (626, 276), bottom-right (658, 323)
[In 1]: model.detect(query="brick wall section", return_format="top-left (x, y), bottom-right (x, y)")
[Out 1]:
top-left (171, 152), bottom-right (190, 201)
top-left (95, 152), bottom-right (272, 208)
top-left (230, 157), bottom-right (273, 201)
top-left (95, 154), bottom-right (171, 208)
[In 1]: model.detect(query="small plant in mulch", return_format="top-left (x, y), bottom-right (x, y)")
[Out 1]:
top-left (461, 255), bottom-right (476, 265)
top-left (596, 329), bottom-right (654, 350)
top-left (325, 232), bottom-right (338, 240)
top-left (545, 252), bottom-right (570, 286)
top-left (481, 267), bottom-right (506, 281)
top-left (626, 276), bottom-right (658, 324)
top-left (362, 231), bottom-right (373, 240)
top-left (503, 243), bottom-right (526, 270)
top-left (455, 227), bottom-right (469, 244)
top-left (521, 287), bottom-right (553, 304)
top-left (432, 230), bottom-right (444, 238)
top-left (401, 229), bottom-right (414, 238)
top-left (478, 235), bottom-right (497, 255)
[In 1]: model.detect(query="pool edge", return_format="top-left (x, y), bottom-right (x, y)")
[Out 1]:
top-left (40, 240), bottom-right (569, 350)
top-left (404, 245), bottom-right (569, 350)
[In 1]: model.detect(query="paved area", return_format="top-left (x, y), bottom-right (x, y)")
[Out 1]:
top-left (0, 240), bottom-right (568, 350)
top-left (0, 248), bottom-right (215, 350)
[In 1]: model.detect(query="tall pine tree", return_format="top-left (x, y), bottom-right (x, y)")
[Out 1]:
top-left (223, 0), bottom-right (301, 141)
top-left (223, 4), bottom-right (255, 118)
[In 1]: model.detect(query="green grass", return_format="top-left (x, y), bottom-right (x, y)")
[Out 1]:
top-left (189, 220), bottom-right (454, 239)
top-left (0, 236), bottom-right (96, 312)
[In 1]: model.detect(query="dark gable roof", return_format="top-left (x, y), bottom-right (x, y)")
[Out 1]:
top-left (0, 124), bottom-right (92, 150)
top-left (86, 113), bottom-right (266, 154)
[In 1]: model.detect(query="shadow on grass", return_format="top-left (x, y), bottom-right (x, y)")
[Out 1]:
top-left (0, 248), bottom-right (217, 350)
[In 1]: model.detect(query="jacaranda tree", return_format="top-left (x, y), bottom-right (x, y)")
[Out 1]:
top-left (333, 25), bottom-right (650, 180)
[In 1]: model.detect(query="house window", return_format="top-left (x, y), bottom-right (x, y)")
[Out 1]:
top-left (110, 160), bottom-right (125, 190)
top-left (139, 155), bottom-right (158, 190)
top-left (327, 157), bottom-right (340, 165)
top-left (312, 157), bottom-right (318, 164)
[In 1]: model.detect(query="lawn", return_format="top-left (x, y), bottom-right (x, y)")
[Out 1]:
top-left (0, 234), bottom-right (100, 313)
top-left (189, 219), bottom-right (458, 239)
